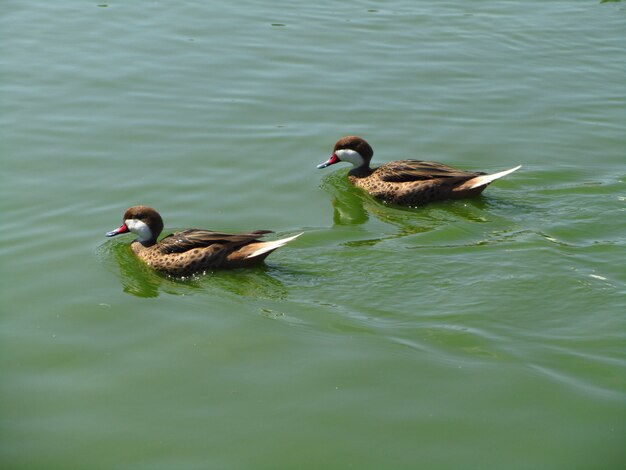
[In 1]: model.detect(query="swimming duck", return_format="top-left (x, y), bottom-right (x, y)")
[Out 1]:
top-left (106, 206), bottom-right (301, 277)
top-left (317, 136), bottom-right (521, 206)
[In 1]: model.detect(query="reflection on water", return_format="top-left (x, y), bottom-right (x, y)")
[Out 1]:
top-left (320, 169), bottom-right (371, 225)
top-left (320, 170), bottom-right (522, 247)
top-left (97, 240), bottom-right (289, 300)
top-left (204, 268), bottom-right (289, 300)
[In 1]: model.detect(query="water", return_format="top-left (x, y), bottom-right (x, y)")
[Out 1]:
top-left (1, 1), bottom-right (625, 468)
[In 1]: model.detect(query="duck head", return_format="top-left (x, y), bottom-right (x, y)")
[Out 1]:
top-left (317, 136), bottom-right (374, 170)
top-left (106, 205), bottom-right (164, 244)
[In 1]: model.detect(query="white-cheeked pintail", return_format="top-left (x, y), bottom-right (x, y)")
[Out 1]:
top-left (106, 206), bottom-right (301, 277)
top-left (317, 136), bottom-right (521, 206)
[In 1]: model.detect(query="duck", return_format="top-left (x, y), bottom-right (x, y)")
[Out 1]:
top-left (106, 205), bottom-right (302, 277)
top-left (317, 136), bottom-right (521, 206)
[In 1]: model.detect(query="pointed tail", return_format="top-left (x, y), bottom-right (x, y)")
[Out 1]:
top-left (459, 165), bottom-right (522, 190)
top-left (245, 233), bottom-right (303, 259)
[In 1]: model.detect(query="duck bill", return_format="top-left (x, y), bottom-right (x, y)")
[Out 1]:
top-left (106, 223), bottom-right (129, 237)
top-left (317, 153), bottom-right (340, 169)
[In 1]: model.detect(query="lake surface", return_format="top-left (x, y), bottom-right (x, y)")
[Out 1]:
top-left (1, 1), bottom-right (625, 468)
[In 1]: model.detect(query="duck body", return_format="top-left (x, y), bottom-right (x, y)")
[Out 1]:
top-left (128, 228), bottom-right (282, 276)
top-left (106, 206), bottom-right (301, 277)
top-left (318, 136), bottom-right (521, 207)
top-left (348, 159), bottom-right (489, 206)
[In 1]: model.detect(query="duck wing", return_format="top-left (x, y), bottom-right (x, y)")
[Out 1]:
top-left (376, 160), bottom-right (485, 183)
top-left (157, 229), bottom-right (273, 254)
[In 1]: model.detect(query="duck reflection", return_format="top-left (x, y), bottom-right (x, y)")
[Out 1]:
top-left (320, 170), bottom-right (495, 246)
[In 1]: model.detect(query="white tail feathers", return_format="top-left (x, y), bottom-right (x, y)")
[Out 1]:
top-left (461, 165), bottom-right (522, 190)
top-left (245, 233), bottom-right (303, 259)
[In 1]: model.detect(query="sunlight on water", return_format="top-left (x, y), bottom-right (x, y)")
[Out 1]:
top-left (1, 1), bottom-right (625, 468)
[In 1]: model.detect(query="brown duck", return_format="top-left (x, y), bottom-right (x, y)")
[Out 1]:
top-left (317, 136), bottom-right (521, 206)
top-left (106, 206), bottom-right (302, 277)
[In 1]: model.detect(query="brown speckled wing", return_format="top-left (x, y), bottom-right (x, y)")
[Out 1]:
top-left (156, 229), bottom-right (273, 254)
top-left (376, 160), bottom-right (485, 183)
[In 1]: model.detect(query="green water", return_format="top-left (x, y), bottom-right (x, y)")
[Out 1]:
top-left (2, 1), bottom-right (625, 468)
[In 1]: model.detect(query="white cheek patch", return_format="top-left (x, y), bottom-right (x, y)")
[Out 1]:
top-left (125, 219), bottom-right (152, 242)
top-left (335, 149), bottom-right (364, 167)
